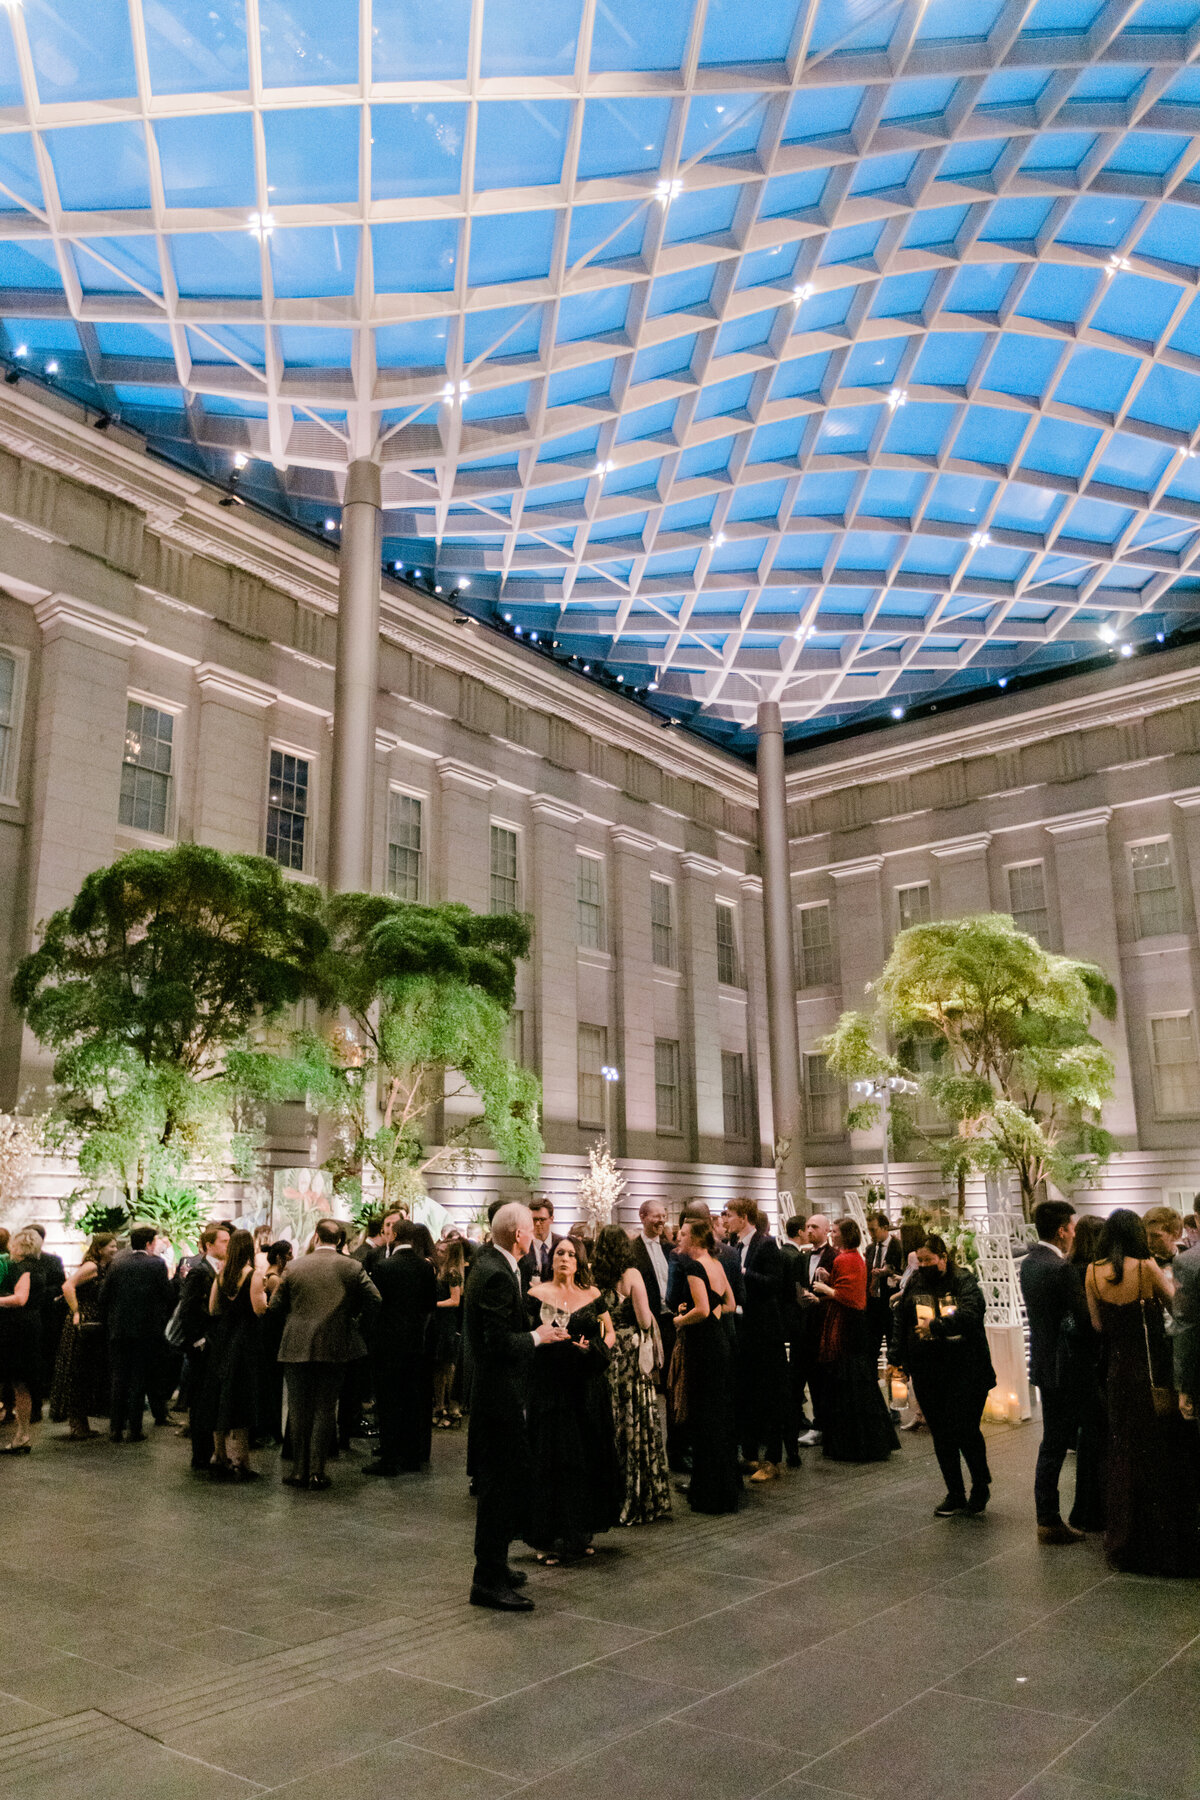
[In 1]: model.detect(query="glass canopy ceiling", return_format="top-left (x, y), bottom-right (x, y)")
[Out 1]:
top-left (1, 0), bottom-right (1200, 747)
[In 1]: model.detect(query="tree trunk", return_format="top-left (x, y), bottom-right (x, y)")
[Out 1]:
top-left (956, 1167), bottom-right (966, 1217)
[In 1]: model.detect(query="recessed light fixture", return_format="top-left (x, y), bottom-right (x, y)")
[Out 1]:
top-left (394, 561), bottom-right (404, 573)
top-left (435, 584), bottom-right (442, 594)
top-left (583, 662), bottom-right (591, 672)
top-left (792, 282), bottom-right (814, 303)
top-left (616, 674), bottom-right (624, 683)
top-left (247, 210), bottom-right (275, 240)
top-left (13, 343), bottom-right (27, 358)
top-left (324, 517), bottom-right (336, 530)
top-left (233, 452), bottom-right (248, 470)
top-left (45, 359), bottom-right (59, 375)
top-left (648, 680), bottom-right (658, 691)
top-left (969, 530), bottom-right (991, 549)
top-left (502, 611), bottom-right (512, 621)
top-left (886, 387), bottom-right (907, 411)
top-left (890, 705), bottom-right (905, 719)
top-left (1120, 642), bottom-right (1133, 656)
top-left (1156, 630), bottom-right (1166, 642)
top-left (655, 178), bottom-right (683, 204)
top-left (998, 677), bottom-right (1008, 688)
top-left (530, 631), bottom-right (538, 642)
top-left (514, 623), bottom-right (522, 633)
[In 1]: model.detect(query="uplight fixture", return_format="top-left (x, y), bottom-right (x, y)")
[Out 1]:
top-left (886, 388), bottom-right (907, 411)
top-left (648, 680), bottom-right (658, 691)
top-left (435, 584), bottom-right (443, 594)
top-left (998, 677), bottom-right (1008, 688)
top-left (13, 343), bottom-right (26, 358)
top-left (324, 517), bottom-right (336, 530)
top-left (1156, 631), bottom-right (1166, 642)
top-left (655, 178), bottom-right (683, 204)
top-left (247, 211), bottom-right (275, 240)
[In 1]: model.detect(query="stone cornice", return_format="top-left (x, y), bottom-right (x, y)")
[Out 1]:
top-left (680, 852), bottom-right (723, 879)
top-left (33, 593), bottom-right (147, 648)
top-left (609, 825), bottom-right (656, 856)
top-left (530, 793), bottom-right (583, 829)
top-left (1045, 808), bottom-right (1114, 838)
top-left (436, 757), bottom-right (495, 796)
top-left (828, 855), bottom-right (885, 881)
top-left (193, 664), bottom-right (276, 710)
top-left (931, 834), bottom-right (992, 861)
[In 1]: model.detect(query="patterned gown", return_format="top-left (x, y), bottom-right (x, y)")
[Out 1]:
top-left (602, 1289), bottom-right (672, 1525)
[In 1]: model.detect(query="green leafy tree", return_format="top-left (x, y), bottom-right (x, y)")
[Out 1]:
top-left (232, 893), bottom-right (542, 1209)
top-left (14, 845), bottom-right (326, 1231)
top-left (822, 912), bottom-right (1117, 1215)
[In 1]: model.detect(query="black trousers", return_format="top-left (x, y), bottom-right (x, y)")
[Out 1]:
top-left (864, 1300), bottom-right (892, 1370)
top-left (374, 1352), bottom-right (433, 1472)
top-left (109, 1338), bottom-right (155, 1436)
top-left (284, 1365), bottom-right (342, 1480)
top-left (738, 1330), bottom-right (786, 1465)
top-left (472, 1416), bottom-right (530, 1590)
top-left (1035, 1386), bottom-right (1080, 1527)
top-left (914, 1373), bottom-right (991, 1502)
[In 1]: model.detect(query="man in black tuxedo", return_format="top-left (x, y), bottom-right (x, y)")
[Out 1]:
top-left (632, 1198), bottom-right (682, 1467)
top-left (26, 1223), bottom-right (65, 1423)
top-left (519, 1197), bottom-right (564, 1290)
top-left (365, 1220), bottom-right (438, 1476)
top-left (464, 1201), bottom-right (568, 1611)
top-left (865, 1212), bottom-right (903, 1367)
top-left (795, 1214), bottom-right (837, 1446)
top-left (179, 1222), bottom-right (229, 1468)
top-left (780, 1215), bottom-right (807, 1465)
top-left (101, 1225), bottom-right (173, 1442)
top-left (1019, 1198), bottom-right (1088, 1545)
top-left (724, 1197), bottom-right (788, 1483)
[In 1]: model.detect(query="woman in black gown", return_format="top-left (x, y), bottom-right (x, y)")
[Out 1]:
top-left (526, 1238), bottom-right (622, 1563)
top-left (891, 1234), bottom-right (995, 1517)
top-left (672, 1217), bottom-right (741, 1515)
top-left (0, 1226), bottom-right (45, 1453)
top-left (812, 1217), bottom-right (898, 1463)
top-left (1085, 1208), bottom-right (1199, 1576)
top-left (204, 1230), bottom-right (268, 1482)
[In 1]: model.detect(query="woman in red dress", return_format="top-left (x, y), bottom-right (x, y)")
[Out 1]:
top-left (813, 1218), bottom-right (899, 1463)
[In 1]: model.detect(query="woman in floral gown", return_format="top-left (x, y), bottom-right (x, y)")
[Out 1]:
top-left (592, 1226), bottom-right (671, 1526)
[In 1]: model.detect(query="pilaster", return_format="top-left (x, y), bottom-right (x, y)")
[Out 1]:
top-left (933, 834), bottom-right (992, 916)
top-left (610, 825), bottom-right (656, 1159)
top-left (680, 852), bottom-right (724, 1164)
top-left (530, 795), bottom-right (582, 1152)
top-left (435, 757), bottom-right (494, 911)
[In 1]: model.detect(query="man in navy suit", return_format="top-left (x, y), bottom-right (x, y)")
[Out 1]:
top-left (1019, 1198), bottom-right (1089, 1545)
top-left (724, 1197), bottom-right (787, 1483)
top-left (101, 1225), bottom-right (173, 1442)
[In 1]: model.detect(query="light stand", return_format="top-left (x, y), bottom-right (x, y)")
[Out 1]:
top-left (850, 1074), bottom-right (920, 1216)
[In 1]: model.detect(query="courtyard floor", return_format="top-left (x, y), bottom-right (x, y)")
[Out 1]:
top-left (0, 1416), bottom-right (1197, 1800)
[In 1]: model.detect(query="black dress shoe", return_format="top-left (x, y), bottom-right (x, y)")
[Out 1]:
top-left (934, 1494), bottom-right (966, 1517)
top-left (505, 1567), bottom-right (528, 1588)
top-left (470, 1583), bottom-right (534, 1612)
top-left (785, 1453), bottom-right (803, 1470)
top-left (966, 1486), bottom-right (990, 1515)
top-left (109, 1431), bottom-right (123, 1443)
top-left (127, 1431), bottom-right (147, 1443)
top-left (309, 1474), bottom-right (332, 1491)
top-left (363, 1461), bottom-right (399, 1477)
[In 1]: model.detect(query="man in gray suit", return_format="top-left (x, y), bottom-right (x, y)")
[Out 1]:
top-left (269, 1218), bottom-right (380, 1489)
top-left (1173, 1234), bottom-right (1200, 1437)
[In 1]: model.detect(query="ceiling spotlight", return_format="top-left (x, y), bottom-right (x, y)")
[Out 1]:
top-left (394, 561), bottom-right (405, 573)
top-left (530, 631), bottom-right (539, 642)
top-left (459, 576), bottom-right (470, 588)
top-left (45, 359), bottom-right (59, 375)
top-left (583, 662), bottom-right (591, 672)
top-left (969, 530), bottom-right (991, 549)
top-left (886, 387), bottom-right (907, 411)
top-left (655, 178), bottom-right (683, 204)
top-left (502, 610), bottom-right (512, 621)
top-left (514, 623), bottom-right (522, 633)
top-left (714, 531), bottom-right (726, 547)
top-left (792, 283), bottom-right (814, 303)
top-left (13, 343), bottom-right (26, 358)
top-left (247, 210), bottom-right (275, 240)
top-left (1156, 630), bottom-right (1166, 642)
top-left (443, 378), bottom-right (470, 400)
top-left (1105, 254), bottom-right (1131, 277)
top-left (616, 674), bottom-right (624, 683)
top-left (595, 458), bottom-right (615, 475)
top-left (648, 680), bottom-right (658, 691)
top-left (434, 584), bottom-right (442, 593)
top-left (890, 705), bottom-right (905, 719)
top-left (233, 451), bottom-right (248, 470)
top-left (324, 517), bottom-right (337, 530)
top-left (1120, 642), bottom-right (1133, 656)
top-left (998, 676), bottom-right (1008, 688)
top-left (1098, 624), bottom-right (1116, 643)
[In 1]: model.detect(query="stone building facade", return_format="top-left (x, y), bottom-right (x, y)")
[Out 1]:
top-left (0, 380), bottom-right (1197, 1226)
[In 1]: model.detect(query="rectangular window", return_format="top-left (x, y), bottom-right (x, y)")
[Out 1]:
top-left (576, 854), bottom-right (605, 950)
top-left (490, 823), bottom-right (520, 913)
top-left (0, 650), bottom-right (17, 797)
top-left (1007, 861), bottom-right (1050, 948)
top-left (897, 882), bottom-right (931, 931)
top-left (722, 1050), bottom-right (747, 1140)
top-left (1150, 1014), bottom-right (1200, 1117)
top-left (805, 1053), bottom-right (843, 1138)
top-left (797, 902), bottom-right (834, 988)
top-left (577, 1023), bottom-right (607, 1129)
top-left (905, 1038), bottom-right (945, 1134)
top-left (651, 877), bottom-right (676, 969)
top-left (386, 791), bottom-right (423, 900)
top-left (1130, 840), bottom-right (1181, 938)
top-left (716, 900), bottom-right (741, 986)
top-left (655, 1037), bottom-right (682, 1134)
top-left (505, 1009), bottom-right (524, 1066)
top-left (266, 748), bottom-right (310, 871)
top-left (119, 699), bottom-right (174, 837)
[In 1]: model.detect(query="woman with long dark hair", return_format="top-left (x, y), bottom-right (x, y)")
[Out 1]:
top-left (812, 1217), bottom-right (898, 1463)
top-left (50, 1232), bottom-right (117, 1440)
top-left (891, 1233), bottom-right (995, 1516)
top-left (591, 1225), bottom-right (671, 1525)
top-left (204, 1228), bottom-right (268, 1480)
top-left (1085, 1208), bottom-right (1199, 1575)
top-left (1062, 1214), bottom-right (1106, 1533)
top-left (673, 1216), bottom-right (741, 1515)
top-left (431, 1235), bottom-right (467, 1429)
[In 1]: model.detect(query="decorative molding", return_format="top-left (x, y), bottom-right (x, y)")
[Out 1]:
top-left (32, 593), bottom-right (147, 649)
top-left (739, 874), bottom-right (763, 896)
top-left (829, 855), bottom-right (885, 881)
top-left (436, 757), bottom-right (495, 796)
top-left (1045, 808), bottom-right (1114, 839)
top-left (530, 793), bottom-right (582, 829)
top-left (193, 663), bottom-right (275, 709)
top-left (932, 835), bottom-right (992, 862)
top-left (609, 825), bottom-right (656, 855)
top-left (681, 853), bottom-right (723, 879)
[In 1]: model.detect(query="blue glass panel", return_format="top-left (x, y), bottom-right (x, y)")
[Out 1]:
top-left (1021, 131), bottom-right (1097, 172)
top-left (795, 470), bottom-right (857, 515)
top-left (869, 270), bottom-right (935, 316)
top-left (1, 317), bottom-right (79, 353)
top-left (578, 100), bottom-right (672, 180)
top-left (728, 478), bottom-right (787, 521)
top-left (1126, 0), bottom-right (1200, 21)
top-left (45, 123), bottom-right (149, 212)
top-left (885, 398), bottom-right (960, 458)
top-left (373, 0), bottom-right (471, 79)
top-left (699, 0), bottom-right (798, 62)
top-left (615, 398), bottom-right (677, 442)
top-left (912, 331), bottom-right (986, 386)
top-left (677, 436), bottom-right (734, 478)
top-left (113, 383), bottom-right (187, 409)
top-left (1127, 362), bottom-right (1200, 434)
top-left (978, 69), bottom-right (1048, 107)
top-left (816, 404), bottom-right (881, 454)
top-left (0, 12), bottom-right (23, 106)
top-left (462, 382), bottom-right (530, 422)
top-left (259, 0), bottom-right (359, 86)
top-left (937, 137), bottom-right (1006, 180)
top-left (1017, 263), bottom-right (1102, 323)
top-left (480, 0), bottom-right (584, 77)
top-left (881, 75), bottom-right (959, 119)
top-left (1022, 417), bottom-right (1101, 479)
top-left (695, 373), bottom-right (753, 420)
top-left (277, 327), bottom-right (353, 367)
top-left (809, 0), bottom-right (893, 51)
top-left (662, 185), bottom-right (739, 246)
top-left (844, 338), bottom-right (905, 387)
top-left (607, 457), bottom-right (660, 493)
top-left (469, 210), bottom-right (557, 285)
top-left (547, 360), bottom-right (614, 406)
top-left (924, 473), bottom-right (996, 524)
top-left (991, 483), bottom-right (1064, 531)
top-left (782, 86), bottom-right (861, 142)
top-left (187, 323), bottom-right (266, 364)
top-left (904, 204), bottom-right (971, 249)
top-left (1092, 271), bottom-right (1180, 342)
top-left (375, 319), bottom-right (450, 368)
top-left (712, 310), bottom-right (772, 358)
top-left (270, 225), bottom-right (358, 297)
top-left (1063, 496), bottom-right (1130, 543)
top-left (900, 537), bottom-right (964, 574)
top-left (1057, 195), bottom-right (1143, 249)
top-left (793, 286), bottom-right (851, 331)
top-left (819, 221), bottom-right (883, 265)
top-left (978, 197), bottom-right (1054, 242)
top-left (1138, 203), bottom-right (1200, 270)
top-left (143, 0), bottom-right (249, 95)
top-left (156, 114), bottom-right (256, 211)
top-left (73, 237), bottom-right (161, 301)
top-left (1092, 430), bottom-right (1172, 491)
top-left (633, 335), bottom-right (696, 381)
top-left (199, 393), bottom-right (270, 417)
top-left (771, 350), bottom-right (829, 398)
top-left (0, 137), bottom-right (45, 215)
top-left (94, 321), bottom-right (173, 355)
top-left (682, 95), bottom-right (766, 162)
top-left (760, 168), bottom-right (828, 218)
top-left (170, 230), bottom-right (262, 299)
top-left (861, 469), bottom-right (929, 516)
top-left (372, 220), bottom-right (459, 292)
top-left (1055, 344), bottom-right (1141, 413)
top-left (25, 0), bottom-right (136, 102)
top-left (264, 108), bottom-right (360, 206)
top-left (590, 0), bottom-right (695, 70)
top-left (0, 241), bottom-right (63, 290)
top-left (475, 101), bottom-right (570, 191)
top-left (953, 403), bottom-right (1029, 464)
top-left (838, 532), bottom-right (898, 570)
top-left (943, 262), bottom-right (1017, 313)
top-left (775, 534), bottom-right (832, 566)
top-left (371, 105), bottom-right (465, 201)
top-left (1162, 67), bottom-right (1200, 103)
top-left (556, 286), bottom-right (631, 341)
top-left (850, 151), bottom-right (918, 195)
top-left (984, 333), bottom-right (1063, 397)
top-left (736, 244), bottom-right (798, 289)
top-left (647, 263), bottom-right (716, 316)
top-left (463, 304), bottom-right (543, 360)
top-left (965, 542), bottom-right (1029, 580)
top-left (566, 201), bottom-right (646, 267)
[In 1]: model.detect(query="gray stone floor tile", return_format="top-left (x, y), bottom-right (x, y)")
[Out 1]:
top-left (385, 1609), bottom-right (652, 1697)
top-left (1014, 1776), bottom-right (1163, 1800)
top-left (512, 1716), bottom-right (801, 1800)
top-left (265, 1739), bottom-right (520, 1800)
top-left (938, 1622), bottom-right (1181, 1720)
top-left (0, 1733), bottom-right (260, 1800)
top-left (1051, 1645), bottom-right (1200, 1799)
top-left (802, 1689), bottom-right (1089, 1800)
top-left (0, 1652), bottom-right (161, 1716)
top-left (168, 1627), bottom-right (287, 1664)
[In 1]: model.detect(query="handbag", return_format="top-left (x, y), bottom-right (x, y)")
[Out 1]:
top-left (1140, 1273), bottom-right (1174, 1418)
top-left (638, 1315), bottom-right (663, 1379)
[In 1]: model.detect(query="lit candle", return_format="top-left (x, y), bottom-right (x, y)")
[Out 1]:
top-left (1007, 1392), bottom-right (1021, 1425)
top-left (890, 1376), bottom-right (908, 1405)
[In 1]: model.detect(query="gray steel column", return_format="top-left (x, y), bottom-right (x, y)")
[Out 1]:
top-left (329, 459), bottom-right (383, 893)
top-left (755, 701), bottom-right (807, 1212)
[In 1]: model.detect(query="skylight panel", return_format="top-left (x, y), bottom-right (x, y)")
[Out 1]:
top-left (1056, 196), bottom-right (1143, 251)
top-left (819, 221), bottom-right (884, 266)
top-left (911, 331), bottom-right (986, 388)
top-left (1103, 132), bottom-right (1190, 179)
top-left (1091, 430), bottom-right (1173, 492)
top-left (782, 87), bottom-right (862, 144)
top-left (647, 263), bottom-right (717, 317)
top-left (943, 262), bottom-right (1018, 315)
top-left (759, 168), bottom-right (829, 219)
top-left (1016, 263), bottom-right (1102, 326)
top-left (1054, 344), bottom-right (1142, 414)
top-left (977, 70), bottom-right (1050, 108)
top-left (661, 185), bottom-right (741, 247)
top-left (1091, 271), bottom-right (1181, 344)
top-left (480, 0), bottom-right (585, 77)
top-left (464, 304), bottom-right (544, 362)
top-left (1126, 362), bottom-right (1200, 435)
top-left (270, 225), bottom-right (358, 298)
top-left (1022, 0), bottom-right (1107, 32)
top-left (953, 404), bottom-right (1030, 466)
top-left (259, 0), bottom-right (359, 85)
top-left (881, 77), bottom-right (961, 122)
top-left (699, 0), bottom-right (799, 63)
top-left (815, 403), bottom-right (882, 455)
top-left (263, 108), bottom-right (360, 207)
top-left (475, 101), bottom-right (571, 192)
top-left (169, 230), bottom-right (263, 300)
top-left (850, 151), bottom-right (919, 196)
top-left (983, 333), bottom-right (1064, 399)
top-left (1021, 416), bottom-right (1102, 480)
top-left (1062, 496), bottom-right (1133, 542)
top-left (156, 115), bottom-right (256, 210)
top-left (912, 0), bottom-right (1006, 37)
top-left (277, 328), bottom-right (354, 369)
top-left (566, 201), bottom-right (647, 267)
top-left (373, 0), bottom-right (472, 80)
top-left (902, 204), bottom-right (972, 251)
top-left (26, 0), bottom-right (137, 103)
top-left (45, 123), bottom-right (151, 213)
top-left (682, 96), bottom-right (767, 163)
top-left (869, 271), bottom-right (936, 319)
top-left (936, 138), bottom-right (1007, 181)
top-left (469, 210), bottom-right (558, 286)
top-left (861, 469), bottom-right (929, 517)
top-left (372, 220), bottom-right (459, 293)
top-left (577, 99), bottom-right (673, 181)
top-left (555, 286), bottom-right (632, 343)
top-left (1138, 203), bottom-right (1200, 273)
top-left (0, 239), bottom-right (61, 292)
top-left (844, 338), bottom-right (907, 388)
top-left (0, 11), bottom-right (24, 108)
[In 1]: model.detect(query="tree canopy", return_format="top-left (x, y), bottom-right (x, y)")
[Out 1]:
top-left (821, 912), bottom-right (1117, 1212)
